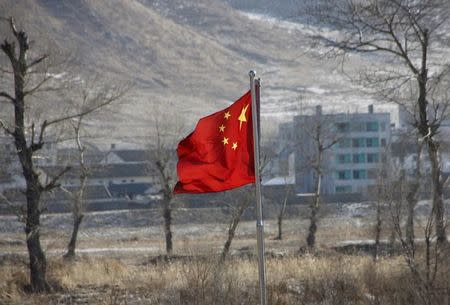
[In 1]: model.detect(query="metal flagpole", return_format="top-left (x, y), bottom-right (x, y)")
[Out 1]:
top-left (249, 70), bottom-right (267, 305)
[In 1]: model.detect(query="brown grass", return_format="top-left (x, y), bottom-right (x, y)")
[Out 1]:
top-left (1, 250), bottom-right (449, 305)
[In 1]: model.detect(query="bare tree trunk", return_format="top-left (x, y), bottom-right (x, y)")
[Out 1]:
top-left (307, 171), bottom-right (321, 250)
top-left (65, 214), bottom-right (84, 259)
top-left (277, 214), bottom-right (284, 241)
top-left (405, 183), bottom-right (419, 256)
top-left (428, 142), bottom-right (447, 244)
top-left (374, 195), bottom-right (382, 261)
top-left (276, 188), bottom-right (289, 240)
top-left (25, 185), bottom-right (49, 292)
top-left (163, 200), bottom-right (173, 254)
top-left (220, 196), bottom-right (250, 262)
top-left (221, 213), bottom-right (241, 262)
top-left (405, 142), bottom-right (422, 256)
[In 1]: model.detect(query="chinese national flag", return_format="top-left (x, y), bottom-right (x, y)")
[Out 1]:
top-left (174, 91), bottom-right (255, 194)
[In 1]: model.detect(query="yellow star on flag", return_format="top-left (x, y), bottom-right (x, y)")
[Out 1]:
top-left (219, 125), bottom-right (225, 132)
top-left (238, 104), bottom-right (249, 130)
top-left (224, 111), bottom-right (231, 120)
top-left (222, 137), bottom-right (229, 145)
top-left (232, 142), bottom-right (238, 150)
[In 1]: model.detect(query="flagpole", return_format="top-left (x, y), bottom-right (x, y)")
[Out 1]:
top-left (249, 70), bottom-right (267, 305)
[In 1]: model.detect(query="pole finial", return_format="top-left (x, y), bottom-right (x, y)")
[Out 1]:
top-left (249, 70), bottom-right (256, 78)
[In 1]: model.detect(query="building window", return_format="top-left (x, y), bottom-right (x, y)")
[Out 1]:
top-left (336, 185), bottom-right (352, 193)
top-left (381, 138), bottom-right (386, 147)
top-left (353, 169), bottom-right (366, 179)
top-left (366, 138), bottom-right (379, 147)
top-left (367, 169), bottom-right (378, 179)
top-left (366, 121), bottom-right (379, 132)
top-left (337, 138), bottom-right (351, 148)
top-left (336, 154), bottom-right (351, 164)
top-left (351, 121), bottom-right (365, 132)
top-left (367, 153), bottom-right (379, 163)
top-left (336, 170), bottom-right (352, 180)
top-left (352, 138), bottom-right (365, 148)
top-left (336, 122), bottom-right (350, 133)
top-left (353, 153), bottom-right (366, 163)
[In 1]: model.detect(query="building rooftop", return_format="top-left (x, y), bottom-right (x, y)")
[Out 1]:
top-left (108, 149), bottom-right (150, 163)
top-left (41, 162), bottom-right (150, 180)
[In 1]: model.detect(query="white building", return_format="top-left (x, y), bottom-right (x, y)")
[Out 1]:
top-left (280, 105), bottom-right (391, 194)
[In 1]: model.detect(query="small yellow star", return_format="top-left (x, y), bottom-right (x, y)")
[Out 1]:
top-left (219, 125), bottom-right (225, 132)
top-left (222, 137), bottom-right (229, 145)
top-left (224, 111), bottom-right (231, 120)
top-left (232, 142), bottom-right (238, 150)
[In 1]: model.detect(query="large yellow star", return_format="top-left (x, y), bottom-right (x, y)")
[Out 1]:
top-left (238, 104), bottom-right (249, 130)
top-left (219, 125), bottom-right (225, 132)
top-left (222, 137), bottom-right (229, 145)
top-left (232, 142), bottom-right (238, 150)
top-left (224, 111), bottom-right (231, 120)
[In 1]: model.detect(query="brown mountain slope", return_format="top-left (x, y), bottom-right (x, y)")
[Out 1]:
top-left (0, 0), bottom-right (363, 139)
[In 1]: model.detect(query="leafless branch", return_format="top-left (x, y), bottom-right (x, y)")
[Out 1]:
top-left (44, 87), bottom-right (128, 129)
top-left (42, 166), bottom-right (71, 192)
top-left (0, 192), bottom-right (25, 222)
top-left (23, 74), bottom-right (53, 96)
top-left (0, 91), bottom-right (14, 102)
top-left (0, 66), bottom-right (13, 74)
top-left (59, 186), bottom-right (75, 200)
top-left (28, 54), bottom-right (48, 69)
top-left (0, 118), bottom-right (14, 135)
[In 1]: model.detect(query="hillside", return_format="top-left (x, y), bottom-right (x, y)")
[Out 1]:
top-left (0, 0), bottom-right (370, 140)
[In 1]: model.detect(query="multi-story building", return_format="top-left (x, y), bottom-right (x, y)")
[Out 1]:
top-left (293, 105), bottom-right (391, 194)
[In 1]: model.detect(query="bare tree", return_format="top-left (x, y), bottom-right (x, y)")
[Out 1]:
top-left (373, 160), bottom-right (389, 261)
top-left (147, 109), bottom-right (183, 255)
top-left (220, 187), bottom-right (253, 262)
top-left (61, 81), bottom-right (126, 259)
top-left (0, 18), bottom-right (125, 291)
top-left (261, 134), bottom-right (295, 241)
top-left (404, 135), bottom-right (424, 254)
top-left (388, 174), bottom-right (446, 305)
top-left (304, 0), bottom-right (449, 244)
top-left (295, 106), bottom-right (339, 250)
top-left (275, 178), bottom-right (291, 240)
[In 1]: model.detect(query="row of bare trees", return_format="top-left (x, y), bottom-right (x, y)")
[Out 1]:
top-left (0, 18), bottom-right (127, 291)
top-left (303, 0), bottom-right (449, 244)
top-left (0, 17), bottom-right (254, 292)
top-left (2, 0), bottom-right (449, 297)
top-left (299, 1), bottom-right (449, 303)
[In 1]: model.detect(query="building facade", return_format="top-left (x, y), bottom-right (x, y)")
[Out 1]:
top-left (293, 105), bottom-right (391, 194)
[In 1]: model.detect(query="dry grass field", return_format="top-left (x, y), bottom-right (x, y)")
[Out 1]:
top-left (1, 210), bottom-right (449, 305)
top-left (1, 249), bottom-right (449, 305)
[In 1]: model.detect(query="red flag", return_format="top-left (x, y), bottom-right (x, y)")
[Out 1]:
top-left (174, 91), bottom-right (255, 194)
